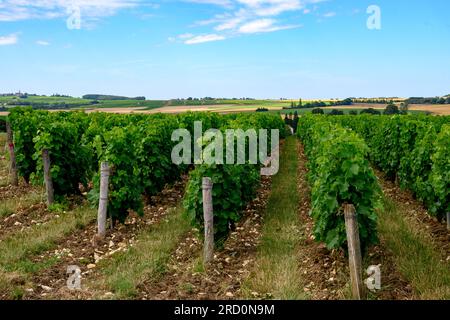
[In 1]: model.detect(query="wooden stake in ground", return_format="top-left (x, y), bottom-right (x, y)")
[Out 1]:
top-left (42, 149), bottom-right (54, 205)
top-left (98, 162), bottom-right (110, 238)
top-left (202, 177), bottom-right (214, 264)
top-left (5, 122), bottom-right (18, 186)
top-left (447, 212), bottom-right (450, 232)
top-left (344, 204), bottom-right (364, 300)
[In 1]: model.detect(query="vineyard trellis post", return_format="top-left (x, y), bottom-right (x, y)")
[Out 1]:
top-left (98, 162), bottom-right (110, 238)
top-left (447, 212), bottom-right (450, 232)
top-left (344, 204), bottom-right (365, 300)
top-left (202, 177), bottom-right (214, 265)
top-left (42, 149), bottom-right (54, 205)
top-left (5, 122), bottom-right (18, 186)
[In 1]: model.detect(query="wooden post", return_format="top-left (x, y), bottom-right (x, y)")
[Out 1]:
top-left (447, 212), bottom-right (450, 232)
top-left (202, 177), bottom-right (214, 264)
top-left (5, 122), bottom-right (18, 186)
top-left (344, 204), bottom-right (364, 300)
top-left (98, 162), bottom-right (110, 238)
top-left (42, 149), bottom-right (54, 205)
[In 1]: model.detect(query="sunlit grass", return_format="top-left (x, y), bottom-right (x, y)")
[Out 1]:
top-left (89, 206), bottom-right (191, 299)
top-left (242, 136), bottom-right (306, 300)
top-left (378, 197), bottom-right (450, 299)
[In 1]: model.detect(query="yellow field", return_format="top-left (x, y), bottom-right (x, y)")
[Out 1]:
top-left (334, 103), bottom-right (450, 115)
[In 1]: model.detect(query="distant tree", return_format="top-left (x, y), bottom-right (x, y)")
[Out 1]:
top-left (329, 109), bottom-right (344, 116)
top-left (341, 98), bottom-right (353, 105)
top-left (349, 110), bottom-right (358, 115)
top-left (384, 103), bottom-right (400, 115)
top-left (360, 108), bottom-right (381, 115)
top-left (312, 108), bottom-right (324, 114)
top-left (298, 98), bottom-right (302, 108)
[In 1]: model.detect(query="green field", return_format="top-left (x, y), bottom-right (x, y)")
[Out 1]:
top-left (0, 96), bottom-right (437, 116)
top-left (91, 100), bottom-right (167, 110)
top-left (0, 95), bottom-right (166, 111)
top-left (0, 96), bottom-right (91, 105)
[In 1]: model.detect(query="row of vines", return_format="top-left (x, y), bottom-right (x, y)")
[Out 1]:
top-left (328, 114), bottom-right (450, 219)
top-left (7, 107), bottom-right (285, 242)
top-left (297, 113), bottom-right (449, 254)
top-left (297, 116), bottom-right (380, 252)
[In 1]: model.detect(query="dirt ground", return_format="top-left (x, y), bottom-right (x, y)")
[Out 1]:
top-left (19, 177), bottom-right (188, 300)
top-left (137, 175), bottom-right (273, 300)
top-left (296, 142), bottom-right (414, 300)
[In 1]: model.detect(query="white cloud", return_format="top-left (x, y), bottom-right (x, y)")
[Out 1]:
top-left (0, 33), bottom-right (18, 46)
top-left (0, 0), bottom-right (141, 22)
top-left (215, 17), bottom-right (245, 31)
top-left (185, 0), bottom-right (233, 7)
top-left (184, 34), bottom-right (226, 44)
top-left (238, 18), bottom-right (298, 33)
top-left (36, 40), bottom-right (50, 46)
top-left (183, 0), bottom-right (322, 42)
top-left (168, 33), bottom-right (195, 42)
top-left (179, 33), bottom-right (195, 39)
top-left (323, 11), bottom-right (336, 18)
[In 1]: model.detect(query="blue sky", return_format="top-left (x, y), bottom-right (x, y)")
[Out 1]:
top-left (0, 0), bottom-right (449, 99)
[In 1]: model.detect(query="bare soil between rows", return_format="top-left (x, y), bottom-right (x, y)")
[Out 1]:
top-left (0, 183), bottom-right (41, 201)
top-left (136, 176), bottom-right (273, 300)
top-left (20, 177), bottom-right (188, 300)
top-left (296, 142), bottom-right (414, 300)
top-left (0, 203), bottom-right (50, 241)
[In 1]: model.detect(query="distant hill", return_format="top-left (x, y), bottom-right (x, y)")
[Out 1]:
top-left (82, 94), bottom-right (145, 101)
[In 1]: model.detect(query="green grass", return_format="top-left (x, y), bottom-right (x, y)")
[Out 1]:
top-left (0, 95), bottom-right (166, 111)
top-left (90, 100), bottom-right (167, 110)
top-left (0, 190), bottom-right (45, 218)
top-left (242, 136), bottom-right (306, 300)
top-left (0, 205), bottom-right (96, 298)
top-left (378, 197), bottom-right (450, 299)
top-left (0, 206), bottom-right (96, 270)
top-left (0, 95), bottom-right (91, 105)
top-left (89, 206), bottom-right (191, 299)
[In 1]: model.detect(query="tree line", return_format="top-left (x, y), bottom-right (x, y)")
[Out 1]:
top-left (352, 96), bottom-right (450, 105)
top-left (285, 98), bottom-right (353, 109)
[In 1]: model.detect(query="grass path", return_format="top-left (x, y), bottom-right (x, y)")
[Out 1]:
top-left (377, 195), bottom-right (450, 299)
top-left (87, 207), bottom-right (191, 299)
top-left (0, 205), bottom-right (96, 298)
top-left (242, 136), bottom-right (306, 299)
